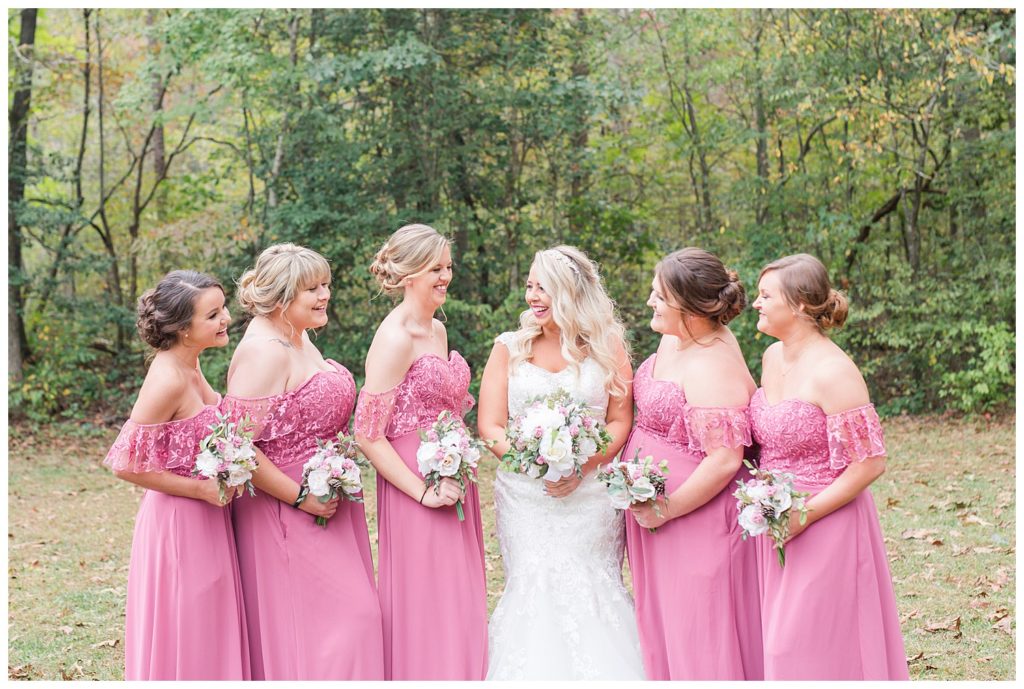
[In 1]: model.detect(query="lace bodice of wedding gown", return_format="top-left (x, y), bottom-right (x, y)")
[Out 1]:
top-left (487, 332), bottom-right (644, 681)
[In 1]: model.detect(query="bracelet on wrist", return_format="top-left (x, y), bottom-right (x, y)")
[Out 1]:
top-left (292, 486), bottom-right (308, 509)
top-left (419, 486), bottom-right (429, 505)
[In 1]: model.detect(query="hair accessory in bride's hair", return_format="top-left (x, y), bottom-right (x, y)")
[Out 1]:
top-left (546, 249), bottom-right (581, 277)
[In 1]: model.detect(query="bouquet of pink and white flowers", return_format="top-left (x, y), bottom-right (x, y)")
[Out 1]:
top-left (299, 433), bottom-right (369, 527)
top-left (733, 460), bottom-right (810, 567)
top-left (597, 450), bottom-right (670, 533)
top-left (500, 389), bottom-right (612, 483)
top-left (417, 410), bottom-right (486, 521)
top-left (193, 411), bottom-right (258, 503)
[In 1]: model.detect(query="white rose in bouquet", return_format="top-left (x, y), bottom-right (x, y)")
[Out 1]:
top-left (194, 449), bottom-right (221, 478)
top-left (306, 467), bottom-right (332, 498)
top-left (540, 428), bottom-right (575, 478)
top-left (341, 461), bottom-right (363, 495)
top-left (737, 503), bottom-right (769, 536)
top-left (769, 488), bottom-right (792, 518)
top-left (225, 461), bottom-right (253, 488)
top-left (577, 435), bottom-right (598, 459)
top-left (607, 486), bottom-right (632, 510)
top-left (440, 430), bottom-right (463, 449)
top-left (523, 406), bottom-right (564, 437)
top-left (629, 475), bottom-right (657, 502)
top-left (437, 450), bottom-right (461, 477)
top-left (416, 441), bottom-right (441, 475)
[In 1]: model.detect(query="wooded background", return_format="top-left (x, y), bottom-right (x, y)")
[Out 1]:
top-left (8, 8), bottom-right (1015, 423)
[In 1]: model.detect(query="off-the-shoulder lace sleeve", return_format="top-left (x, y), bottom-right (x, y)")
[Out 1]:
top-left (103, 420), bottom-right (201, 473)
top-left (353, 387), bottom-right (397, 441)
top-left (826, 404), bottom-right (886, 470)
top-left (221, 394), bottom-right (298, 443)
top-left (684, 405), bottom-right (752, 455)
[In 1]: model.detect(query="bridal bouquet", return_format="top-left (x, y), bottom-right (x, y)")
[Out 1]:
top-left (501, 389), bottom-right (612, 483)
top-left (733, 460), bottom-right (810, 567)
top-left (597, 450), bottom-right (670, 533)
top-left (299, 433), bottom-right (369, 527)
top-left (193, 411), bottom-right (258, 503)
top-left (417, 410), bottom-right (486, 521)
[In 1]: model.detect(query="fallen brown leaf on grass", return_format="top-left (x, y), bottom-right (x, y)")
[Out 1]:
top-left (991, 617), bottom-right (1013, 635)
top-left (987, 607), bottom-right (1009, 623)
top-left (962, 514), bottom-right (993, 527)
top-left (923, 616), bottom-right (962, 638)
top-left (901, 528), bottom-right (939, 540)
top-left (90, 639), bottom-right (119, 649)
top-left (8, 664), bottom-right (34, 680)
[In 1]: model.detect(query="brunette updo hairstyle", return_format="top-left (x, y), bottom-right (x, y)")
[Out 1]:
top-left (369, 223), bottom-right (449, 297)
top-left (136, 270), bottom-right (224, 350)
top-left (655, 248), bottom-right (746, 326)
top-left (236, 243), bottom-right (331, 317)
top-left (759, 253), bottom-right (848, 332)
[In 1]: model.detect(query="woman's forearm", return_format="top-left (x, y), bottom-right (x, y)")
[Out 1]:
top-left (114, 469), bottom-right (203, 500)
top-left (249, 447), bottom-right (302, 504)
top-left (356, 435), bottom-right (426, 501)
top-left (664, 449), bottom-right (743, 518)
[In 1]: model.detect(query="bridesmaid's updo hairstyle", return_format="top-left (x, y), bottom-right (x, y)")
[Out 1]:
top-left (137, 270), bottom-right (224, 350)
top-left (237, 243), bottom-right (331, 317)
top-left (656, 248), bottom-right (746, 326)
top-left (369, 224), bottom-right (449, 297)
top-left (759, 253), bottom-right (848, 332)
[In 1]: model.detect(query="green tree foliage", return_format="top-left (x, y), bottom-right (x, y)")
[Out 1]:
top-left (8, 8), bottom-right (1014, 422)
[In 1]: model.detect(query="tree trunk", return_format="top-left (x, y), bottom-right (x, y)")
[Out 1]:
top-left (752, 15), bottom-right (769, 225)
top-left (568, 9), bottom-right (591, 234)
top-left (147, 10), bottom-right (168, 222)
top-left (8, 8), bottom-right (38, 381)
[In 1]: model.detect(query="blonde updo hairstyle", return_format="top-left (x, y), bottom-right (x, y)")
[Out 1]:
top-left (506, 245), bottom-right (631, 399)
top-left (236, 243), bottom-right (331, 327)
top-left (656, 248), bottom-right (746, 339)
top-left (369, 224), bottom-right (450, 297)
top-left (759, 253), bottom-right (848, 333)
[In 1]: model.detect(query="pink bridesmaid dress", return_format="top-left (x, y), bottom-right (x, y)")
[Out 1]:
top-left (223, 360), bottom-right (384, 680)
top-left (622, 354), bottom-right (763, 680)
top-left (354, 351), bottom-right (488, 680)
top-left (103, 398), bottom-right (250, 680)
top-left (748, 388), bottom-right (909, 680)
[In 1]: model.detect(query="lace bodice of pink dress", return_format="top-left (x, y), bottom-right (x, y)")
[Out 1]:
top-left (354, 352), bottom-right (474, 440)
top-left (748, 388), bottom-right (886, 487)
top-left (221, 360), bottom-right (356, 467)
top-left (633, 355), bottom-right (751, 455)
top-left (103, 397), bottom-right (222, 478)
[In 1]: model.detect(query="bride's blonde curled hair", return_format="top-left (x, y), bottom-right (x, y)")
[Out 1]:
top-left (506, 245), bottom-right (631, 399)
top-left (369, 224), bottom-right (449, 297)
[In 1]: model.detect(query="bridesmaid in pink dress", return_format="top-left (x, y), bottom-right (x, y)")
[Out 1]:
top-left (749, 253), bottom-right (908, 680)
top-left (621, 249), bottom-right (763, 680)
top-left (103, 270), bottom-right (249, 680)
top-left (354, 224), bottom-right (487, 680)
top-left (223, 244), bottom-right (383, 680)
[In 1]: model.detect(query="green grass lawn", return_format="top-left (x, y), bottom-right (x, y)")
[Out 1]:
top-left (7, 414), bottom-right (1015, 680)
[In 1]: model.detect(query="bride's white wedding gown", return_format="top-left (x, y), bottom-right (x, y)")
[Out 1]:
top-left (486, 333), bottom-right (645, 680)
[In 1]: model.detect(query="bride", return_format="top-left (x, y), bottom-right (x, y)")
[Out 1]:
top-left (477, 246), bottom-right (645, 680)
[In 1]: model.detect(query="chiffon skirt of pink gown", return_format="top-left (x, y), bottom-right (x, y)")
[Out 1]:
top-left (125, 489), bottom-right (249, 680)
top-left (756, 483), bottom-right (909, 680)
top-left (377, 430), bottom-right (488, 680)
top-left (231, 460), bottom-right (384, 680)
top-left (623, 429), bottom-right (763, 680)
